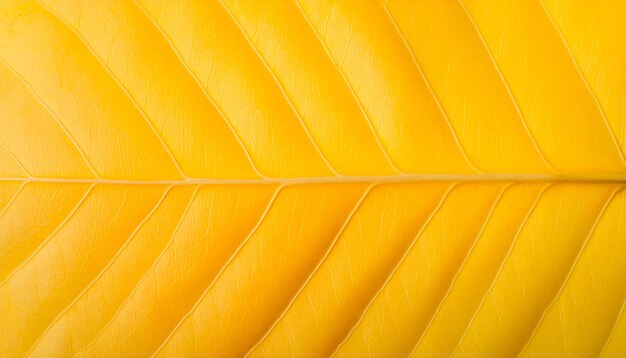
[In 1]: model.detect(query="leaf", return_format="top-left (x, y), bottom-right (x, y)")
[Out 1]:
top-left (0, 0), bottom-right (624, 357)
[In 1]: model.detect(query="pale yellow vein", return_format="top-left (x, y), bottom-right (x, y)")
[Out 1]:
top-left (0, 184), bottom-right (95, 287)
top-left (456, 0), bottom-right (558, 173)
top-left (35, 1), bottom-right (188, 180)
top-left (130, 0), bottom-right (268, 179)
top-left (149, 184), bottom-right (285, 357)
top-left (406, 182), bottom-right (514, 356)
top-left (599, 299), bottom-right (626, 357)
top-left (244, 184), bottom-right (375, 356)
top-left (0, 181), bottom-right (28, 219)
top-left (329, 183), bottom-right (458, 357)
top-left (0, 59), bottom-right (100, 179)
top-left (216, 0), bottom-right (340, 176)
top-left (75, 185), bottom-right (200, 355)
top-left (23, 185), bottom-right (174, 357)
top-left (449, 183), bottom-right (552, 356)
top-left (517, 186), bottom-right (623, 356)
top-left (0, 141), bottom-right (31, 178)
top-left (381, 1), bottom-right (483, 174)
top-left (538, 0), bottom-right (626, 164)
top-left (292, 0), bottom-right (404, 175)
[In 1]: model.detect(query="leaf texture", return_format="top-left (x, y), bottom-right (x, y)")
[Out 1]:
top-left (0, 0), bottom-right (625, 357)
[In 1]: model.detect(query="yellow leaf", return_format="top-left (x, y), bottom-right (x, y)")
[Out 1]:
top-left (0, 0), bottom-right (624, 357)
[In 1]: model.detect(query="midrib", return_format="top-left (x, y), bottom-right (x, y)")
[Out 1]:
top-left (1, 174), bottom-right (625, 185)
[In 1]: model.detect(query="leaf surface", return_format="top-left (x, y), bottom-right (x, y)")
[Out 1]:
top-left (0, 0), bottom-right (625, 357)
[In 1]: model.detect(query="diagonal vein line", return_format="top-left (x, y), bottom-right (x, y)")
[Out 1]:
top-left (0, 181), bottom-right (27, 219)
top-left (130, 0), bottom-right (267, 179)
top-left (449, 183), bottom-right (550, 356)
top-left (150, 184), bottom-right (285, 357)
top-left (537, 0), bottom-right (626, 164)
top-left (380, 2), bottom-right (482, 174)
top-left (599, 299), bottom-right (626, 357)
top-left (517, 186), bottom-right (623, 356)
top-left (329, 183), bottom-right (458, 357)
top-left (0, 184), bottom-right (95, 287)
top-left (407, 183), bottom-right (513, 356)
top-left (23, 185), bottom-right (174, 357)
top-left (0, 59), bottom-right (100, 179)
top-left (216, 0), bottom-right (339, 176)
top-left (244, 184), bottom-right (375, 357)
top-left (456, 0), bottom-right (558, 173)
top-left (76, 185), bottom-right (201, 355)
top-left (35, 1), bottom-right (187, 179)
top-left (598, 190), bottom-right (626, 357)
top-left (0, 141), bottom-right (31, 178)
top-left (292, 0), bottom-right (403, 175)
